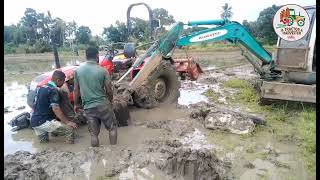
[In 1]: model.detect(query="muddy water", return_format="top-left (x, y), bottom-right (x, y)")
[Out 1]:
top-left (3, 81), bottom-right (186, 156)
top-left (3, 82), bottom-right (167, 155)
top-left (4, 54), bottom-right (84, 84)
top-left (129, 105), bottom-right (189, 125)
top-left (4, 55), bottom-right (85, 155)
top-left (4, 52), bottom-right (313, 179)
top-left (206, 129), bottom-right (309, 180)
top-left (4, 82), bottom-right (35, 155)
top-left (178, 80), bottom-right (209, 106)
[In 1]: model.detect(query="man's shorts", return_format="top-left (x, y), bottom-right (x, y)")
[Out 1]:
top-left (33, 119), bottom-right (74, 142)
top-left (84, 104), bottom-right (117, 135)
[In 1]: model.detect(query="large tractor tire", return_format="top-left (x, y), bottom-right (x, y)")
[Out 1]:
top-left (133, 60), bottom-right (181, 108)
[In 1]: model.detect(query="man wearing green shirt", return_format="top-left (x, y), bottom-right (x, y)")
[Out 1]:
top-left (74, 46), bottom-right (117, 147)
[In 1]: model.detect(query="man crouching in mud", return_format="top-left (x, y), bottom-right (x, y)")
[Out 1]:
top-left (31, 70), bottom-right (78, 144)
top-left (58, 73), bottom-right (87, 126)
top-left (74, 46), bottom-right (118, 147)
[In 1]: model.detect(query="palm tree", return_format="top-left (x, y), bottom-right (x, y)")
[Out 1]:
top-left (221, 3), bottom-right (233, 20)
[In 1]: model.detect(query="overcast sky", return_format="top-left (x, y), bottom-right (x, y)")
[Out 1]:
top-left (4, 0), bottom-right (316, 36)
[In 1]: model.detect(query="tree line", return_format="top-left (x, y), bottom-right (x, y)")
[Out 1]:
top-left (4, 4), bottom-right (280, 54)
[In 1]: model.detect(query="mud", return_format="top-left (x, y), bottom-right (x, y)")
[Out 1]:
top-left (146, 118), bottom-right (195, 136)
top-left (156, 147), bottom-right (231, 180)
top-left (189, 103), bottom-right (265, 134)
top-left (4, 51), bottom-right (314, 180)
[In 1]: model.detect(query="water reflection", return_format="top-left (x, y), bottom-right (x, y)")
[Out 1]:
top-left (4, 57), bottom-right (84, 85)
top-left (4, 82), bottom-right (35, 155)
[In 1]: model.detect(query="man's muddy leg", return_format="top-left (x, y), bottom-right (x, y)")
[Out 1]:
top-left (100, 109), bottom-right (118, 145)
top-left (84, 110), bottom-right (101, 147)
top-left (51, 123), bottom-right (75, 144)
top-left (33, 124), bottom-right (50, 143)
top-left (109, 125), bottom-right (117, 145)
top-left (38, 132), bottom-right (49, 143)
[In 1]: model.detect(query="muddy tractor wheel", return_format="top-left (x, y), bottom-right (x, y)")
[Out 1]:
top-left (133, 60), bottom-right (181, 108)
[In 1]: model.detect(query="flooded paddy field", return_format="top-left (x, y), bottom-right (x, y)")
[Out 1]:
top-left (4, 50), bottom-right (314, 180)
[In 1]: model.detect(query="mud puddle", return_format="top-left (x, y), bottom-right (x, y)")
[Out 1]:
top-left (206, 129), bottom-right (309, 180)
top-left (178, 81), bottom-right (209, 106)
top-left (4, 82), bottom-right (34, 155)
top-left (129, 105), bottom-right (189, 125)
top-left (4, 83), bottom-right (169, 156)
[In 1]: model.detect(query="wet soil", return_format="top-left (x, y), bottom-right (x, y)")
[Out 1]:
top-left (4, 50), bottom-right (313, 180)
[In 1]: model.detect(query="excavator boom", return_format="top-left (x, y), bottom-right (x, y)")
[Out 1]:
top-left (177, 20), bottom-right (272, 64)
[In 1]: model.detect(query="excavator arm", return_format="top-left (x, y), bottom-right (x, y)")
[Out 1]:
top-left (174, 20), bottom-right (281, 80)
top-left (120, 19), bottom-right (282, 88)
top-left (177, 20), bottom-right (272, 64)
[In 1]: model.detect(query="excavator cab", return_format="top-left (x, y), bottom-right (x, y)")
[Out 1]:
top-left (260, 5), bottom-right (316, 103)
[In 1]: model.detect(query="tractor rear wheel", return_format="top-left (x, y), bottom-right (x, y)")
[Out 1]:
top-left (133, 60), bottom-right (181, 108)
top-left (297, 19), bottom-right (305, 27)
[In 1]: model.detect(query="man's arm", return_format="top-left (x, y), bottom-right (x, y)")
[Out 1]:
top-left (104, 71), bottom-right (113, 103)
top-left (50, 89), bottom-right (78, 129)
top-left (73, 71), bottom-right (81, 112)
top-left (52, 105), bottom-right (76, 128)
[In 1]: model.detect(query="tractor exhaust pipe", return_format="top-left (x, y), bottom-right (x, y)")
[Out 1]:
top-left (53, 43), bottom-right (61, 69)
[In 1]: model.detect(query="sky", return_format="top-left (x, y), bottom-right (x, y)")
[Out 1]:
top-left (4, 0), bottom-right (316, 36)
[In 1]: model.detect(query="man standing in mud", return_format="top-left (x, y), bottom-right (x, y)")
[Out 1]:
top-left (31, 70), bottom-right (78, 144)
top-left (74, 46), bottom-right (117, 147)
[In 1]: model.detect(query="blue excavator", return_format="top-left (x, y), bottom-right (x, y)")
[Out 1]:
top-left (117, 3), bottom-right (316, 108)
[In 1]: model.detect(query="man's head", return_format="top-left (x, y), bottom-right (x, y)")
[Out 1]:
top-left (52, 70), bottom-right (66, 87)
top-left (86, 46), bottom-right (99, 62)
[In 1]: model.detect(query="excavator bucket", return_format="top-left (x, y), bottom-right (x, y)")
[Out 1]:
top-left (174, 57), bottom-right (203, 81)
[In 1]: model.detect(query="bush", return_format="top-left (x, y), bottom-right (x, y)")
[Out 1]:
top-left (15, 44), bottom-right (28, 54)
top-left (200, 42), bottom-right (208, 48)
top-left (88, 40), bottom-right (99, 49)
top-left (34, 40), bottom-right (51, 53)
top-left (4, 43), bottom-right (16, 54)
top-left (77, 44), bottom-right (87, 50)
top-left (58, 46), bottom-right (73, 52)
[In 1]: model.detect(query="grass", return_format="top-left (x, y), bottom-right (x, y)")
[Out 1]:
top-left (186, 42), bottom-right (239, 51)
top-left (223, 77), bottom-right (316, 175)
top-left (182, 42), bottom-right (276, 52)
top-left (224, 78), bottom-right (259, 104)
top-left (202, 89), bottom-right (219, 102)
top-left (298, 109), bottom-right (316, 174)
top-left (96, 176), bottom-right (112, 180)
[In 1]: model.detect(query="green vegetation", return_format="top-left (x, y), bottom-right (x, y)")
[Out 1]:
top-left (202, 89), bottom-right (219, 102)
top-left (4, 7), bottom-right (176, 54)
top-left (299, 109), bottom-right (316, 174)
top-left (187, 42), bottom-right (238, 51)
top-left (242, 5), bottom-right (282, 45)
top-left (224, 77), bottom-right (316, 175)
top-left (182, 42), bottom-right (276, 52)
top-left (5, 5), bottom-right (278, 55)
top-left (224, 78), bottom-right (259, 103)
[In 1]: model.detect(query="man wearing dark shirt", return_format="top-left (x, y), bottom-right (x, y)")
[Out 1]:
top-left (74, 46), bottom-right (117, 147)
top-left (31, 70), bottom-right (78, 144)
